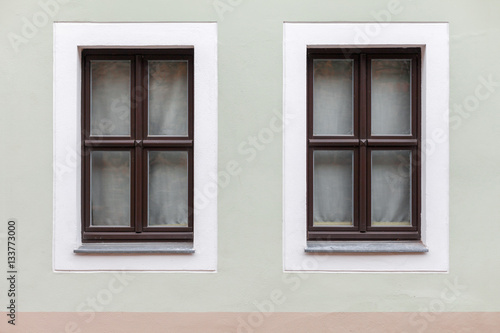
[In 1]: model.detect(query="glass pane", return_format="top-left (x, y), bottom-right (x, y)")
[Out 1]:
top-left (313, 60), bottom-right (353, 136)
top-left (91, 151), bottom-right (131, 226)
top-left (148, 151), bottom-right (189, 227)
top-left (148, 61), bottom-right (189, 136)
top-left (371, 60), bottom-right (411, 135)
top-left (90, 61), bottom-right (131, 136)
top-left (371, 150), bottom-right (411, 226)
top-left (313, 150), bottom-right (353, 226)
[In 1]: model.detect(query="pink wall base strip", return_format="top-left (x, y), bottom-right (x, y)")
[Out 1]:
top-left (1, 312), bottom-right (499, 333)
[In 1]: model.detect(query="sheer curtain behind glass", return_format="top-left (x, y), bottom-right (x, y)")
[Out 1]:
top-left (89, 60), bottom-right (132, 227)
top-left (313, 60), bottom-right (353, 135)
top-left (370, 60), bottom-right (412, 226)
top-left (91, 151), bottom-right (131, 226)
top-left (148, 151), bottom-right (189, 227)
top-left (371, 150), bottom-right (411, 226)
top-left (90, 61), bottom-right (131, 136)
top-left (148, 61), bottom-right (188, 136)
top-left (313, 150), bottom-right (353, 226)
top-left (312, 59), bottom-right (354, 226)
top-left (371, 60), bottom-right (411, 135)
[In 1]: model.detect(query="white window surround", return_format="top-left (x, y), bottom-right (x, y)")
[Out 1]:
top-left (53, 22), bottom-right (217, 272)
top-left (283, 22), bottom-right (449, 272)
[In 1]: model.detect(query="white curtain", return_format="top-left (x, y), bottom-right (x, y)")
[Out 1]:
top-left (313, 60), bottom-right (353, 136)
top-left (312, 59), bottom-right (412, 228)
top-left (148, 61), bottom-right (188, 136)
top-left (148, 151), bottom-right (189, 227)
top-left (91, 151), bottom-right (131, 226)
top-left (91, 61), bottom-right (131, 136)
top-left (371, 150), bottom-right (411, 226)
top-left (371, 60), bottom-right (411, 135)
top-left (313, 150), bottom-right (353, 226)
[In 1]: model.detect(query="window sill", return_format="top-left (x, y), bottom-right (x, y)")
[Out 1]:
top-left (74, 242), bottom-right (195, 255)
top-left (305, 241), bottom-right (428, 253)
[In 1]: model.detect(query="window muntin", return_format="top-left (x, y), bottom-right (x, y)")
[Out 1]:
top-left (307, 48), bottom-right (420, 241)
top-left (82, 49), bottom-right (194, 242)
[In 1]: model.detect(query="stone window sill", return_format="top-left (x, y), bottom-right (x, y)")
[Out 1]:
top-left (74, 242), bottom-right (195, 255)
top-left (305, 241), bottom-right (428, 253)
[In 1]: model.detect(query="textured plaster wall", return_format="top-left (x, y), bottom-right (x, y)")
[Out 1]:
top-left (0, 0), bottom-right (499, 313)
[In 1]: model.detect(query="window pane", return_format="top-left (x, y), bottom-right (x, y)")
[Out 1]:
top-left (371, 60), bottom-right (411, 135)
top-left (91, 151), bottom-right (131, 226)
top-left (148, 61), bottom-right (189, 136)
top-left (90, 61), bottom-right (131, 136)
top-left (371, 150), bottom-right (411, 226)
top-left (313, 60), bottom-right (353, 136)
top-left (148, 151), bottom-right (189, 227)
top-left (313, 150), bottom-right (353, 226)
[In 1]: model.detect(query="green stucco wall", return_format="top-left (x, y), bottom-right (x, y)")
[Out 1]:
top-left (0, 0), bottom-right (499, 314)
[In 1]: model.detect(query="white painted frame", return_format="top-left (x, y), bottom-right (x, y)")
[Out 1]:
top-left (283, 23), bottom-right (449, 272)
top-left (53, 22), bottom-right (218, 272)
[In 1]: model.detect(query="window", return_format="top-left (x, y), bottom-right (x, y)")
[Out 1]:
top-left (307, 48), bottom-right (421, 241)
top-left (81, 49), bottom-right (194, 242)
top-left (283, 23), bottom-right (449, 272)
top-left (53, 22), bottom-right (217, 271)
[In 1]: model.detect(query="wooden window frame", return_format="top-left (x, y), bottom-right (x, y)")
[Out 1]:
top-left (81, 49), bottom-right (194, 242)
top-left (307, 48), bottom-right (421, 241)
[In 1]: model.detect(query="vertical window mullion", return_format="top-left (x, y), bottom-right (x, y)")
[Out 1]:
top-left (134, 55), bottom-right (143, 233)
top-left (359, 53), bottom-right (368, 232)
top-left (352, 55), bottom-right (360, 232)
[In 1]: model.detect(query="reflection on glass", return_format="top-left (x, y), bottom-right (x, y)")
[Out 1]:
top-left (371, 150), bottom-right (411, 226)
top-left (313, 60), bottom-right (353, 136)
top-left (313, 150), bottom-right (353, 226)
top-left (148, 61), bottom-right (188, 136)
top-left (371, 60), bottom-right (411, 135)
top-left (91, 151), bottom-right (131, 226)
top-left (148, 151), bottom-right (188, 227)
top-left (90, 61), bottom-right (131, 136)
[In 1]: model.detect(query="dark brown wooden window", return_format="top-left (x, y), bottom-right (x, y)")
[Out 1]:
top-left (81, 49), bottom-right (194, 242)
top-left (307, 48), bottom-right (421, 241)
